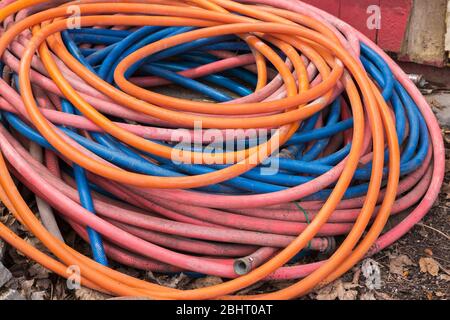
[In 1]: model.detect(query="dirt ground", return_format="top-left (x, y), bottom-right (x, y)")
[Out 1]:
top-left (0, 94), bottom-right (449, 301)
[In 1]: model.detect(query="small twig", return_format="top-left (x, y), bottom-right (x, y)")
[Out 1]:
top-left (432, 256), bottom-right (450, 264)
top-left (417, 223), bottom-right (450, 241)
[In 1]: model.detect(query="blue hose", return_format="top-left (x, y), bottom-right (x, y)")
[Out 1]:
top-left (5, 27), bottom-right (429, 201)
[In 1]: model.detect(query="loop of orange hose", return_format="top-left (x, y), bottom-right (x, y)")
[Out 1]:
top-left (11, 6), bottom-right (340, 188)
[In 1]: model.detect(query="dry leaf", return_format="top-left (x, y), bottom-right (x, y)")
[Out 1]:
top-left (52, 279), bottom-right (68, 300)
top-left (339, 288), bottom-right (358, 300)
top-left (74, 287), bottom-right (109, 300)
top-left (352, 267), bottom-right (361, 284)
top-left (439, 274), bottom-right (450, 282)
top-left (315, 279), bottom-right (359, 300)
top-left (20, 279), bottom-right (35, 298)
top-left (30, 291), bottom-right (46, 300)
top-left (191, 276), bottom-right (223, 289)
top-left (35, 278), bottom-right (51, 291)
top-left (28, 263), bottom-right (49, 280)
top-left (389, 254), bottom-right (415, 276)
top-left (426, 291), bottom-right (433, 300)
top-left (154, 273), bottom-right (189, 289)
top-left (360, 292), bottom-right (376, 300)
top-left (375, 291), bottom-right (395, 300)
top-left (419, 257), bottom-right (440, 276)
top-left (315, 281), bottom-right (339, 300)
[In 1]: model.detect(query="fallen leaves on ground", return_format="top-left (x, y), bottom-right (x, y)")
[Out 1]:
top-left (360, 292), bottom-right (376, 300)
top-left (314, 279), bottom-right (359, 300)
top-left (147, 271), bottom-right (190, 289)
top-left (30, 291), bottom-right (46, 300)
top-left (388, 254), bottom-right (415, 276)
top-left (190, 276), bottom-right (223, 289)
top-left (74, 287), bottom-right (109, 300)
top-left (19, 279), bottom-right (34, 298)
top-left (439, 274), bottom-right (450, 282)
top-left (419, 257), bottom-right (440, 276)
top-left (375, 291), bottom-right (395, 300)
top-left (28, 263), bottom-right (49, 280)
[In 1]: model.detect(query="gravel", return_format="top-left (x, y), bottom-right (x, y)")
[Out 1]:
top-left (0, 288), bottom-right (26, 300)
top-left (0, 262), bottom-right (13, 288)
top-left (427, 93), bottom-right (450, 127)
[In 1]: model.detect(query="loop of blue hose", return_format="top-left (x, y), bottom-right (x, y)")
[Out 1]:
top-left (4, 27), bottom-right (428, 200)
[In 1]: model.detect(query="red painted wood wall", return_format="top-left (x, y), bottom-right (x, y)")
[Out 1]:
top-left (302, 0), bottom-right (413, 53)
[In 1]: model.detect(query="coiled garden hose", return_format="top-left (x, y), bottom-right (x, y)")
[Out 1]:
top-left (0, 0), bottom-right (444, 299)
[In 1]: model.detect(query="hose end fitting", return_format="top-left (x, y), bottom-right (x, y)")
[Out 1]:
top-left (234, 257), bottom-right (254, 275)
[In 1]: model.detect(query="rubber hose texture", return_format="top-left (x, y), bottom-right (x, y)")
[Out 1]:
top-left (0, 0), bottom-right (444, 300)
